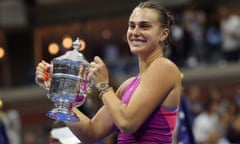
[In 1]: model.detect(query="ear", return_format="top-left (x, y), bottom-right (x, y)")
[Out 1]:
top-left (159, 28), bottom-right (169, 42)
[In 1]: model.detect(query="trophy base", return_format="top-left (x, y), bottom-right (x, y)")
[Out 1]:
top-left (47, 107), bottom-right (79, 122)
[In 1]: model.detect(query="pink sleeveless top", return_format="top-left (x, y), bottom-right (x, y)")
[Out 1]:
top-left (115, 75), bottom-right (178, 144)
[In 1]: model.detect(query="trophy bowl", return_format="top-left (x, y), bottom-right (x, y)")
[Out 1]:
top-left (46, 38), bottom-right (91, 122)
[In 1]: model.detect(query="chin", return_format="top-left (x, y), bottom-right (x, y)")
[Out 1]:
top-left (130, 48), bottom-right (142, 55)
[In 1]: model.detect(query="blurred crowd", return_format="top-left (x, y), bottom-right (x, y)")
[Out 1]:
top-left (168, 3), bottom-right (240, 68)
top-left (178, 83), bottom-right (240, 144)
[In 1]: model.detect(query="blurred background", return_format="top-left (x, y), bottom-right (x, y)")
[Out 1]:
top-left (0, 0), bottom-right (240, 143)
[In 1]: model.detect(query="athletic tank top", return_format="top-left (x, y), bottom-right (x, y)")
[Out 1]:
top-left (115, 75), bottom-right (178, 144)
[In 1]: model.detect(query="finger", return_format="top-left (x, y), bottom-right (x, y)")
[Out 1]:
top-left (39, 60), bottom-right (51, 70)
top-left (89, 66), bottom-right (98, 77)
top-left (94, 56), bottom-right (104, 64)
top-left (36, 65), bottom-right (47, 81)
top-left (42, 61), bottom-right (51, 73)
top-left (88, 64), bottom-right (99, 76)
top-left (35, 74), bottom-right (45, 87)
top-left (35, 76), bottom-right (44, 84)
top-left (41, 60), bottom-right (50, 66)
top-left (35, 68), bottom-right (45, 81)
top-left (36, 67), bottom-right (44, 75)
top-left (39, 62), bottom-right (50, 81)
top-left (36, 62), bottom-right (50, 81)
top-left (43, 66), bottom-right (48, 79)
top-left (90, 62), bottom-right (97, 68)
top-left (44, 73), bottom-right (49, 81)
top-left (38, 62), bottom-right (46, 71)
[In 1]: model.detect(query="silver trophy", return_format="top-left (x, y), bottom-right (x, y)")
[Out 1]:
top-left (46, 38), bottom-right (91, 122)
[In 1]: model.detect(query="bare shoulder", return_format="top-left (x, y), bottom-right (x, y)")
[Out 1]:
top-left (145, 57), bottom-right (182, 109)
top-left (155, 57), bottom-right (180, 70)
top-left (148, 57), bottom-right (182, 81)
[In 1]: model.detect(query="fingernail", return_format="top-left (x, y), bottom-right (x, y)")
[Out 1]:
top-left (44, 73), bottom-right (49, 81)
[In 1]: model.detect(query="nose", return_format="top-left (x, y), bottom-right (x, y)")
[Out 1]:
top-left (132, 27), bottom-right (140, 36)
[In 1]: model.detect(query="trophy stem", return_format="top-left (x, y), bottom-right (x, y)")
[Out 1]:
top-left (47, 98), bottom-right (79, 122)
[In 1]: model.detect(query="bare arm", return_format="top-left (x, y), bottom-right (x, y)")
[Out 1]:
top-left (90, 57), bottom-right (182, 134)
top-left (65, 76), bottom-right (135, 143)
top-left (65, 106), bottom-right (113, 143)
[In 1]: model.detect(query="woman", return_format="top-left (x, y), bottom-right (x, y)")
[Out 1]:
top-left (36, 0), bottom-right (182, 143)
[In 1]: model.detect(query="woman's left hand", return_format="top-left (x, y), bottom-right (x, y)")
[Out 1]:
top-left (88, 56), bottom-right (110, 87)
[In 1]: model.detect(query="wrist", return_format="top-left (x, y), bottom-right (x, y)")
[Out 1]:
top-left (98, 87), bottom-right (113, 99)
top-left (96, 82), bottom-right (110, 92)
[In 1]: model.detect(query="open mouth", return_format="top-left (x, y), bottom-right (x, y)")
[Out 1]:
top-left (131, 39), bottom-right (147, 47)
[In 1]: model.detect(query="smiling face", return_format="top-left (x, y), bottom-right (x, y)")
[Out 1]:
top-left (127, 7), bottom-right (168, 58)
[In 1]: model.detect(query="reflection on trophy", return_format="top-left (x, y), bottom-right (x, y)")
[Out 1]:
top-left (46, 38), bottom-right (91, 122)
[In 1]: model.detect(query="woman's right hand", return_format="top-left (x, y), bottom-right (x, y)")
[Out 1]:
top-left (35, 60), bottom-right (52, 89)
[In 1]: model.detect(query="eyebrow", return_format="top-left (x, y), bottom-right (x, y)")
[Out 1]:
top-left (128, 21), bottom-right (151, 25)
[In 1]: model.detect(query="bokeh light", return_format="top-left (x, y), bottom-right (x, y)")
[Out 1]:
top-left (0, 47), bottom-right (5, 59)
top-left (62, 36), bottom-right (73, 49)
top-left (79, 39), bottom-right (86, 51)
top-left (48, 43), bottom-right (59, 55)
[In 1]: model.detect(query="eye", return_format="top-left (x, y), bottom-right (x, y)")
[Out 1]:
top-left (128, 22), bottom-right (135, 29)
top-left (139, 22), bottom-right (151, 29)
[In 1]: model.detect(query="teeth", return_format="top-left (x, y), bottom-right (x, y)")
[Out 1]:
top-left (132, 40), bottom-right (145, 46)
